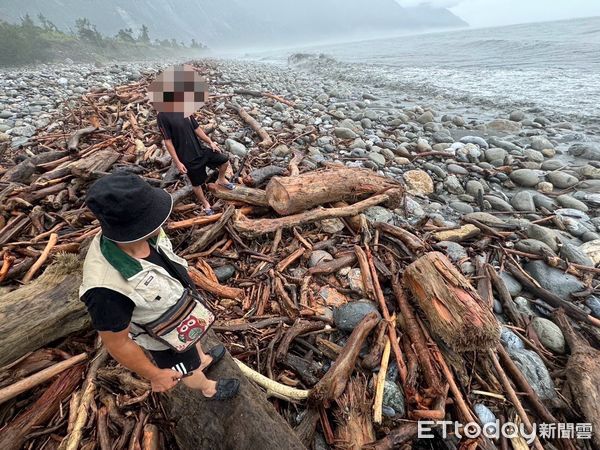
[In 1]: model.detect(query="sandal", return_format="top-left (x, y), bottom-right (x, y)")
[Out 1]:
top-left (202, 344), bottom-right (226, 373)
top-left (204, 207), bottom-right (215, 216)
top-left (205, 378), bottom-right (240, 400)
top-left (218, 182), bottom-right (236, 191)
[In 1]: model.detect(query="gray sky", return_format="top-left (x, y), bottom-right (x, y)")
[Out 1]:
top-left (396, 0), bottom-right (600, 27)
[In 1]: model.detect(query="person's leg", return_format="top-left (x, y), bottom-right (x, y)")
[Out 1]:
top-left (192, 185), bottom-right (212, 211)
top-left (181, 368), bottom-right (218, 397)
top-left (216, 160), bottom-right (232, 185)
top-left (195, 342), bottom-right (213, 371)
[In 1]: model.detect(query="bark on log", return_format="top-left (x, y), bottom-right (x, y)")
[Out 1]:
top-left (162, 330), bottom-right (306, 450)
top-left (402, 252), bottom-right (500, 352)
top-left (334, 376), bottom-right (375, 450)
top-left (208, 183), bottom-right (268, 207)
top-left (233, 191), bottom-right (400, 238)
top-left (0, 254), bottom-right (89, 367)
top-left (265, 166), bottom-right (403, 215)
top-left (554, 309), bottom-right (600, 449)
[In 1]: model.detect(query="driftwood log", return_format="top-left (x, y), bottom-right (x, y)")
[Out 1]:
top-left (242, 165), bottom-right (288, 187)
top-left (162, 330), bottom-right (305, 450)
top-left (265, 166), bottom-right (403, 215)
top-left (233, 191), bottom-right (401, 238)
top-left (208, 183), bottom-right (268, 207)
top-left (402, 252), bottom-right (500, 352)
top-left (0, 254), bottom-right (89, 367)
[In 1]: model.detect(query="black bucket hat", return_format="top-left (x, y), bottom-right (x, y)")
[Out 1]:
top-left (86, 172), bottom-right (173, 243)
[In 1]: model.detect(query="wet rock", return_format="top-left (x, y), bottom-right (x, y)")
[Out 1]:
top-left (501, 326), bottom-right (525, 350)
top-left (510, 169), bottom-right (541, 187)
top-left (511, 191), bottom-right (535, 211)
top-left (527, 224), bottom-right (560, 251)
top-left (459, 135), bottom-right (488, 149)
top-left (530, 136), bottom-right (554, 151)
top-left (508, 348), bottom-right (556, 400)
top-left (487, 118), bottom-right (522, 134)
top-left (10, 124), bottom-right (36, 137)
top-left (464, 212), bottom-right (504, 226)
top-left (568, 143), bottom-right (600, 160)
top-left (466, 180), bottom-right (485, 197)
top-left (509, 110), bottom-right (525, 121)
top-left (383, 380), bottom-right (406, 417)
top-left (536, 181), bottom-right (553, 193)
top-left (449, 201), bottom-right (474, 214)
top-left (556, 195), bottom-right (588, 212)
top-left (532, 317), bottom-right (565, 354)
top-left (273, 144), bottom-right (291, 156)
top-left (445, 175), bottom-right (465, 195)
top-left (500, 271), bottom-right (522, 296)
top-left (403, 170), bottom-right (433, 196)
top-left (433, 224), bottom-right (480, 242)
top-left (436, 241), bottom-right (467, 261)
top-left (334, 127), bottom-right (358, 139)
top-left (225, 139), bottom-right (248, 157)
top-left (213, 264), bottom-right (236, 283)
top-left (524, 148), bottom-right (544, 163)
top-left (447, 164), bottom-right (468, 175)
top-left (585, 296), bottom-right (600, 319)
top-left (541, 159), bottom-right (564, 171)
top-left (417, 110), bottom-right (434, 124)
top-left (320, 218), bottom-right (345, 234)
top-left (484, 147), bottom-right (508, 164)
top-left (579, 239), bottom-right (600, 264)
top-left (514, 296), bottom-right (535, 316)
top-left (525, 260), bottom-right (585, 298)
top-left (515, 239), bottom-right (556, 256)
top-left (474, 404), bottom-right (496, 426)
top-left (309, 250), bottom-right (334, 268)
top-left (484, 195), bottom-right (513, 211)
top-left (559, 243), bottom-right (594, 266)
top-left (364, 206), bottom-right (395, 224)
top-left (547, 172), bottom-right (578, 189)
top-left (368, 152), bottom-right (386, 167)
top-left (333, 300), bottom-right (381, 332)
top-left (532, 193), bottom-right (557, 211)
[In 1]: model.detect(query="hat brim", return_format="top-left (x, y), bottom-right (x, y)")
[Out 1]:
top-left (101, 187), bottom-right (173, 244)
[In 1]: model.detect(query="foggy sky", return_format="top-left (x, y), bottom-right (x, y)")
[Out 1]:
top-left (397, 0), bottom-right (600, 27)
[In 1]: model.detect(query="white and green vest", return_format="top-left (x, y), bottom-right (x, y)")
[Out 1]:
top-left (79, 228), bottom-right (190, 351)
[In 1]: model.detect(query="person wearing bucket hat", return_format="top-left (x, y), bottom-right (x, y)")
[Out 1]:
top-left (79, 172), bottom-right (239, 399)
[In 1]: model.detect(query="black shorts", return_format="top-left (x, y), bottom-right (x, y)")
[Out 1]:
top-left (185, 152), bottom-right (230, 187)
top-left (149, 346), bottom-right (201, 375)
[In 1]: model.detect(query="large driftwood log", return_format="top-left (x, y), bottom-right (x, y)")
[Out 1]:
top-left (554, 309), bottom-right (600, 449)
top-left (0, 253), bottom-right (89, 367)
top-left (265, 166), bottom-right (403, 215)
top-left (233, 191), bottom-right (401, 238)
top-left (208, 183), bottom-right (268, 207)
top-left (162, 330), bottom-right (305, 450)
top-left (402, 252), bottom-right (500, 352)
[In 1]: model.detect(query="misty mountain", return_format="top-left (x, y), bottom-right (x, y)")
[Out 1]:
top-left (0, 0), bottom-right (467, 49)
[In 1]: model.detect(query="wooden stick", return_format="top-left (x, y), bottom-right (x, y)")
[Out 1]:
top-left (373, 336), bottom-right (390, 424)
top-left (208, 183), bottom-right (269, 207)
top-left (188, 267), bottom-right (244, 300)
top-left (0, 353), bottom-right (87, 405)
top-left (234, 358), bottom-right (309, 401)
top-left (229, 102), bottom-right (273, 148)
top-left (0, 251), bottom-right (15, 283)
top-left (97, 406), bottom-right (112, 450)
top-left (276, 247), bottom-right (305, 272)
top-left (142, 423), bottom-right (160, 450)
top-left (21, 232), bottom-right (58, 283)
top-left (489, 350), bottom-right (544, 450)
top-left (366, 247), bottom-right (408, 385)
top-left (233, 191), bottom-right (400, 237)
top-left (166, 213), bottom-right (223, 230)
top-left (354, 245), bottom-right (375, 298)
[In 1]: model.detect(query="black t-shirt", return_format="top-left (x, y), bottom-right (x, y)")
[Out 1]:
top-left (81, 246), bottom-right (192, 333)
top-left (157, 112), bottom-right (207, 166)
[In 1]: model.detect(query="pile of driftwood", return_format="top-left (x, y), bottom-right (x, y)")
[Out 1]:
top-left (0, 62), bottom-right (599, 450)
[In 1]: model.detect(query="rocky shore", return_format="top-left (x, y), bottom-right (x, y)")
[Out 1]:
top-left (1, 54), bottom-right (599, 448)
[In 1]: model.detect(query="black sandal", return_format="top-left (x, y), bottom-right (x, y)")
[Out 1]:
top-left (205, 378), bottom-right (240, 400)
top-left (202, 344), bottom-right (226, 373)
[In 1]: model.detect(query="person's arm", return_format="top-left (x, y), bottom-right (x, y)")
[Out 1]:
top-left (192, 116), bottom-right (220, 152)
top-left (99, 326), bottom-right (182, 392)
top-left (164, 139), bottom-right (187, 174)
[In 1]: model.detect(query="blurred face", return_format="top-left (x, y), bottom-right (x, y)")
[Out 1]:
top-left (147, 64), bottom-right (209, 117)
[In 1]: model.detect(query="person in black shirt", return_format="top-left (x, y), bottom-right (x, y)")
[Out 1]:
top-left (150, 65), bottom-right (236, 216)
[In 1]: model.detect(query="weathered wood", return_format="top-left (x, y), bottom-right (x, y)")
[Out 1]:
top-left (233, 191), bottom-right (400, 238)
top-left (0, 366), bottom-right (84, 450)
top-left (402, 252), bottom-right (500, 352)
top-left (0, 254), bottom-right (89, 367)
top-left (554, 309), bottom-right (600, 449)
top-left (67, 148), bottom-right (120, 179)
top-left (309, 312), bottom-right (379, 405)
top-left (208, 183), bottom-right (268, 207)
top-left (334, 376), bottom-right (375, 449)
top-left (242, 165), bottom-right (288, 187)
top-left (265, 166), bottom-right (403, 215)
top-left (229, 102), bottom-right (273, 148)
top-left (163, 330), bottom-right (306, 450)
top-left (187, 205), bottom-right (235, 254)
top-left (67, 126), bottom-right (99, 152)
